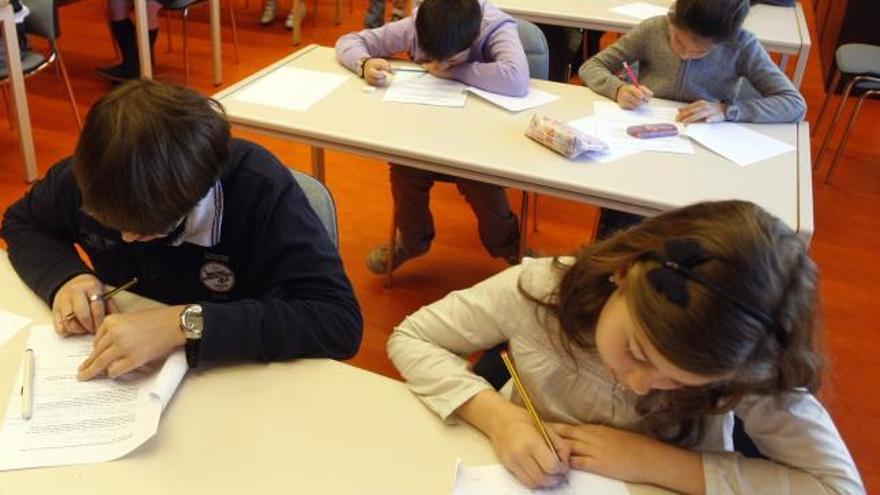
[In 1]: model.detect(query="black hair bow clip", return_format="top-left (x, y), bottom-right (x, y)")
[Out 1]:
top-left (646, 239), bottom-right (712, 307)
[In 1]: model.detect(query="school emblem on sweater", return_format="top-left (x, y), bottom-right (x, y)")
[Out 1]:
top-left (200, 262), bottom-right (235, 293)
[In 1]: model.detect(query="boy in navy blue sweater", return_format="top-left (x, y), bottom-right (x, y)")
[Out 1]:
top-left (1, 80), bottom-right (363, 379)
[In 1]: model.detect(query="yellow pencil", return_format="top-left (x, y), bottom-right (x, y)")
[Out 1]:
top-left (500, 350), bottom-right (561, 462)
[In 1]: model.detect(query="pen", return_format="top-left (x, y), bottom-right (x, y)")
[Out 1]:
top-left (500, 350), bottom-right (561, 463)
top-left (62, 277), bottom-right (139, 323)
top-left (21, 349), bottom-right (34, 420)
top-left (622, 61), bottom-right (640, 89)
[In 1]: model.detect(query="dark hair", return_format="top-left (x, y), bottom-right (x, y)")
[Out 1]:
top-left (415, 0), bottom-right (482, 61)
top-left (73, 79), bottom-right (231, 235)
top-left (521, 201), bottom-right (823, 445)
top-left (669, 0), bottom-right (750, 42)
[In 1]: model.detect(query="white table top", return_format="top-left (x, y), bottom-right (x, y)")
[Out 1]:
top-left (490, 0), bottom-right (807, 54)
top-left (214, 45), bottom-right (813, 242)
top-left (0, 254), bottom-right (670, 494)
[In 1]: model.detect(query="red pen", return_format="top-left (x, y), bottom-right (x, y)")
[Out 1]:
top-left (623, 61), bottom-right (640, 89)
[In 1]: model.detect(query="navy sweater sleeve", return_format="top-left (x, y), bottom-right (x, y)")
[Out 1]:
top-left (1, 160), bottom-right (94, 305)
top-left (198, 172), bottom-right (363, 362)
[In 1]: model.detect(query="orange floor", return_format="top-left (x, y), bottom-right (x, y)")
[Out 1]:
top-left (1, 0), bottom-right (878, 491)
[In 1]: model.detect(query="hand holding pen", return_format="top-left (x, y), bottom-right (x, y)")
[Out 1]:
top-left (616, 61), bottom-right (654, 110)
top-left (52, 274), bottom-right (138, 336)
top-left (499, 350), bottom-right (570, 488)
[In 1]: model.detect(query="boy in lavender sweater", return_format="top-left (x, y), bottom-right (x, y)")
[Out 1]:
top-left (336, 0), bottom-right (529, 274)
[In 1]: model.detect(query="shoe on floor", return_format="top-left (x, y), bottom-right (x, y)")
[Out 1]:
top-left (260, 0), bottom-right (276, 24)
top-left (95, 63), bottom-right (138, 82)
top-left (284, 2), bottom-right (306, 29)
top-left (365, 237), bottom-right (424, 274)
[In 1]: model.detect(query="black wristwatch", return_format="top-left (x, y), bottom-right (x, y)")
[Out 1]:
top-left (179, 304), bottom-right (204, 368)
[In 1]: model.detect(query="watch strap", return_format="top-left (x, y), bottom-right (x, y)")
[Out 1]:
top-left (185, 338), bottom-right (201, 368)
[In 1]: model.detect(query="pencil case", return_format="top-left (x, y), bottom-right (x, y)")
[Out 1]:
top-left (626, 123), bottom-right (679, 139)
top-left (525, 115), bottom-right (609, 159)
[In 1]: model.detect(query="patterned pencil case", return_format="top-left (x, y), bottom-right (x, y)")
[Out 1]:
top-left (525, 115), bottom-right (609, 159)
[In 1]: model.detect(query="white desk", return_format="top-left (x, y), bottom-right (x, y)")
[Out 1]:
top-left (214, 45), bottom-right (813, 244)
top-left (1, 0), bottom-right (37, 182)
top-left (0, 253), bottom-right (670, 494)
top-left (134, 0), bottom-right (222, 85)
top-left (491, 0), bottom-right (812, 88)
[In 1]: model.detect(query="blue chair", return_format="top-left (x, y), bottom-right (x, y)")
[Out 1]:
top-left (162, 0), bottom-right (240, 85)
top-left (812, 43), bottom-right (880, 184)
top-left (290, 168), bottom-right (338, 247)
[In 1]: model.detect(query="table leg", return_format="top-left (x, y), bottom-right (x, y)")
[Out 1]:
top-left (210, 0), bottom-right (222, 85)
top-left (310, 146), bottom-right (325, 183)
top-left (134, 0), bottom-right (152, 79)
top-left (2, 5), bottom-right (37, 182)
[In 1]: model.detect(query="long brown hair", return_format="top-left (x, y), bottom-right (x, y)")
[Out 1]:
top-left (523, 201), bottom-right (822, 444)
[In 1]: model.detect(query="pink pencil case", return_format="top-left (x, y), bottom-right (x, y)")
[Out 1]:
top-left (525, 115), bottom-right (609, 159)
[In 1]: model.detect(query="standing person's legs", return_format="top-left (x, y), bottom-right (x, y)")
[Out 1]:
top-left (363, 0), bottom-right (386, 28)
top-left (455, 179), bottom-right (520, 262)
top-left (98, 0), bottom-right (160, 81)
top-left (365, 164), bottom-right (436, 274)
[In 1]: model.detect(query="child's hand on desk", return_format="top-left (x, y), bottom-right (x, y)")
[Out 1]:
top-left (616, 84), bottom-right (654, 110)
top-left (677, 100), bottom-right (726, 123)
top-left (363, 58), bottom-right (393, 87)
top-left (489, 408), bottom-right (571, 489)
top-left (77, 305), bottom-right (187, 381)
top-left (52, 273), bottom-right (118, 336)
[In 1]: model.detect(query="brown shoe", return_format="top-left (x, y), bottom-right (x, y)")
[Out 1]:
top-left (365, 235), bottom-right (425, 274)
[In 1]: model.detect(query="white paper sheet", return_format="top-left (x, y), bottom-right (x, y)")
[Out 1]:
top-left (592, 100), bottom-right (681, 124)
top-left (453, 462), bottom-right (630, 495)
top-left (383, 71), bottom-right (469, 107)
top-left (588, 101), bottom-right (693, 154)
top-left (230, 66), bottom-right (351, 111)
top-left (467, 87), bottom-right (560, 112)
top-left (608, 1), bottom-right (670, 20)
top-left (0, 325), bottom-right (187, 470)
top-left (0, 310), bottom-right (30, 348)
top-left (567, 116), bottom-right (640, 163)
top-left (683, 123), bottom-right (795, 167)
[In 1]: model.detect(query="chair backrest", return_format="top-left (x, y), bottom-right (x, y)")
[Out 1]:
top-left (516, 20), bottom-right (550, 81)
top-left (22, 0), bottom-right (60, 41)
top-left (289, 168), bottom-right (339, 248)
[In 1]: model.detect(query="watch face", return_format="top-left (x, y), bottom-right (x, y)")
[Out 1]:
top-left (182, 305), bottom-right (204, 339)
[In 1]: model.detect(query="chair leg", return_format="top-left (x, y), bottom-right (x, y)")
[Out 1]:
top-left (227, 0), bottom-right (240, 64)
top-left (384, 210), bottom-right (396, 289)
top-left (165, 10), bottom-right (173, 53)
top-left (183, 8), bottom-right (190, 85)
top-left (815, 76), bottom-right (860, 170)
top-left (517, 191), bottom-right (529, 260)
top-left (824, 90), bottom-right (878, 184)
top-left (812, 69), bottom-right (840, 138)
top-left (312, 0), bottom-right (317, 27)
top-left (348, 0), bottom-right (352, 14)
top-left (54, 45), bottom-right (83, 130)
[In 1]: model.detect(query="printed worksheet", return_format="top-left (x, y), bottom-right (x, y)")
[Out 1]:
top-left (0, 325), bottom-right (187, 470)
top-left (383, 71), bottom-right (469, 107)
